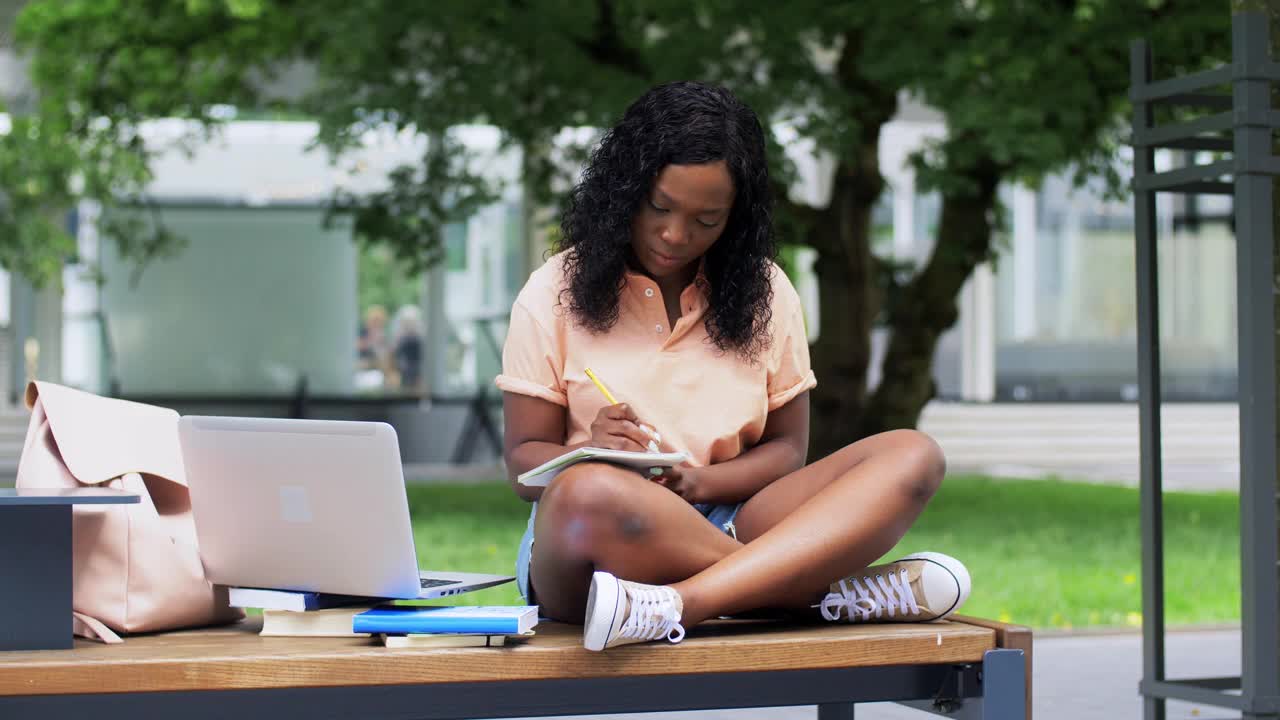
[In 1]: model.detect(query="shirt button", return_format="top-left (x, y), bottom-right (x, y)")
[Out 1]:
top-left (655, 324), bottom-right (663, 333)
top-left (644, 288), bottom-right (655, 298)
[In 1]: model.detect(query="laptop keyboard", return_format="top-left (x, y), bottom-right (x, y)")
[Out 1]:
top-left (420, 577), bottom-right (462, 589)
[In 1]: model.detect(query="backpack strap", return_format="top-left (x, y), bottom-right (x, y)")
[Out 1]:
top-left (72, 612), bottom-right (123, 644)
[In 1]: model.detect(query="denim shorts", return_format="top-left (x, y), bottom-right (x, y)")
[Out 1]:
top-left (514, 500), bottom-right (744, 604)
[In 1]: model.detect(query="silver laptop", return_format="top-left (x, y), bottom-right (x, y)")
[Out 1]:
top-left (179, 415), bottom-right (513, 600)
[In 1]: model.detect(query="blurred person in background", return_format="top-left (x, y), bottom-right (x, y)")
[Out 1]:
top-left (391, 304), bottom-right (425, 394)
top-left (355, 304), bottom-right (391, 390)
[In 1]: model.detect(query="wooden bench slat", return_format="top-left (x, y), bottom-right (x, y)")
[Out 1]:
top-left (0, 618), bottom-right (998, 696)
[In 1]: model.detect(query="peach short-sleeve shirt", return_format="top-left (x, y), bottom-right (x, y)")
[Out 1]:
top-left (496, 252), bottom-right (817, 467)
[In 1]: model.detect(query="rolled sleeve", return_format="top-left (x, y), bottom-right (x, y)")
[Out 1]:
top-left (494, 300), bottom-right (568, 406)
top-left (766, 280), bottom-right (818, 411)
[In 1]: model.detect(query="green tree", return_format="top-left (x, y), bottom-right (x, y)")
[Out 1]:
top-left (852, 2), bottom-right (1228, 449)
top-left (2, 0), bottom-right (1230, 456)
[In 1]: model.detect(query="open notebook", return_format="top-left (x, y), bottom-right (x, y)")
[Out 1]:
top-left (518, 447), bottom-right (688, 487)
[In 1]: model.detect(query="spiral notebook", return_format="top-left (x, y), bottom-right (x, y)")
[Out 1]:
top-left (517, 447), bottom-right (688, 487)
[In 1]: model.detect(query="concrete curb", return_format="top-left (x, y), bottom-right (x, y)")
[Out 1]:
top-left (1033, 622), bottom-right (1241, 639)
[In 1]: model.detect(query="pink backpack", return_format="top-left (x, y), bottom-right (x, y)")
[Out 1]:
top-left (14, 381), bottom-right (242, 643)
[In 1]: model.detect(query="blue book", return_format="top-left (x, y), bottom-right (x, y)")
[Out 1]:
top-left (228, 587), bottom-right (385, 612)
top-left (353, 606), bottom-right (539, 635)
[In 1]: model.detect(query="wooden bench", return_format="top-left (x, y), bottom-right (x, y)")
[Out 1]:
top-left (0, 615), bottom-right (1030, 719)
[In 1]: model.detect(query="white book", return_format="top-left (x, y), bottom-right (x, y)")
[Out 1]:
top-left (259, 605), bottom-right (382, 637)
top-left (517, 447), bottom-right (688, 487)
top-left (381, 630), bottom-right (535, 649)
top-left (382, 633), bottom-right (503, 649)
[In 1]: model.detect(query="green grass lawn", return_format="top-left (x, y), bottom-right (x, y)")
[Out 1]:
top-left (406, 475), bottom-right (1240, 631)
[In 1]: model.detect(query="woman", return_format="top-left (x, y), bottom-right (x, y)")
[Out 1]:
top-left (496, 81), bottom-right (970, 652)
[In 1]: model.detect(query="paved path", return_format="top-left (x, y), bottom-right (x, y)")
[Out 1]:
top-left (487, 627), bottom-right (1241, 720)
top-left (919, 402), bottom-right (1241, 492)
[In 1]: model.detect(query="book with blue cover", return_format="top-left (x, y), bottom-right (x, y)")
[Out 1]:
top-left (352, 606), bottom-right (539, 635)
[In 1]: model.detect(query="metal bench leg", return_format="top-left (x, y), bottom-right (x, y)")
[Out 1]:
top-left (980, 648), bottom-right (1028, 720)
top-left (898, 650), bottom-right (1028, 719)
top-left (817, 703), bottom-right (854, 720)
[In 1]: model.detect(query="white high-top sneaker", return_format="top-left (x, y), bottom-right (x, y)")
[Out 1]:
top-left (583, 571), bottom-right (686, 651)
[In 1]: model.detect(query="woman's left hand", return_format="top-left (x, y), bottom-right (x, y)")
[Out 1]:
top-left (652, 464), bottom-right (703, 504)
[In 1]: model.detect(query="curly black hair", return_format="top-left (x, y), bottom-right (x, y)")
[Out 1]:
top-left (558, 81), bottom-right (777, 361)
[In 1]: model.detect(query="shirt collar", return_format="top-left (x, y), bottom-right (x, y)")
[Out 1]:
top-left (624, 258), bottom-right (710, 309)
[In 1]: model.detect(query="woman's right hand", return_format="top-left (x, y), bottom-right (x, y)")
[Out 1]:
top-left (589, 403), bottom-right (658, 451)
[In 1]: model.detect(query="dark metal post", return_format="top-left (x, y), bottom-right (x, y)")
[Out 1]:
top-left (1131, 37), bottom-right (1167, 720)
top-left (1232, 12), bottom-right (1280, 719)
top-left (0, 505), bottom-right (72, 650)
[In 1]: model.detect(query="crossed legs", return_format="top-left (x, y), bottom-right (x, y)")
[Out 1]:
top-left (529, 429), bottom-right (946, 627)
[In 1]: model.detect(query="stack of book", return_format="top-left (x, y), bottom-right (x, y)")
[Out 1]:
top-left (229, 587), bottom-right (538, 648)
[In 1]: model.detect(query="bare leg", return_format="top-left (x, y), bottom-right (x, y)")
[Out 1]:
top-left (530, 461), bottom-right (742, 623)
top-left (672, 429), bottom-right (946, 626)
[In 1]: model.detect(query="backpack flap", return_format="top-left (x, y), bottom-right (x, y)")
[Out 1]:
top-left (23, 381), bottom-right (187, 487)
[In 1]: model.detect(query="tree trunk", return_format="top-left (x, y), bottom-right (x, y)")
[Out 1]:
top-left (861, 157), bottom-right (1002, 438)
top-left (807, 140), bottom-right (888, 460)
top-left (802, 27), bottom-right (901, 460)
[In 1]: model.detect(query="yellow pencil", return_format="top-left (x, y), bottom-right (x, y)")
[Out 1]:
top-left (584, 367), bottom-right (660, 453)
top-left (584, 367), bottom-right (620, 405)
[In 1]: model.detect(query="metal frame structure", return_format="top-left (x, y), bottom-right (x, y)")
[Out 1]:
top-left (1131, 11), bottom-right (1280, 720)
top-left (0, 652), bottom-right (1026, 720)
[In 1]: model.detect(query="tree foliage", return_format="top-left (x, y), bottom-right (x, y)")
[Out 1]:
top-left (1, 0), bottom-right (1231, 451)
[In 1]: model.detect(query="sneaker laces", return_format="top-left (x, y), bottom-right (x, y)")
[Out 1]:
top-left (618, 581), bottom-right (686, 643)
top-left (818, 567), bottom-right (920, 621)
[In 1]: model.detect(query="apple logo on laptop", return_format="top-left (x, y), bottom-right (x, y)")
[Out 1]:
top-left (278, 485), bottom-right (314, 524)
